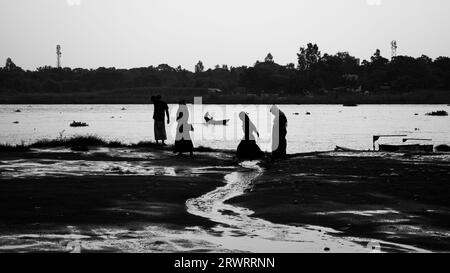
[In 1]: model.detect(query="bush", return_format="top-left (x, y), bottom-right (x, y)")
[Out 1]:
top-left (426, 110), bottom-right (448, 116)
top-left (0, 143), bottom-right (30, 152)
top-left (30, 135), bottom-right (109, 148)
top-left (436, 145), bottom-right (450, 152)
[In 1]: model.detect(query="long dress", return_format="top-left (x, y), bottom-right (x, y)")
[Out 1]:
top-left (174, 104), bottom-right (194, 154)
top-left (153, 101), bottom-right (168, 141)
top-left (236, 114), bottom-right (264, 160)
top-left (272, 110), bottom-right (288, 159)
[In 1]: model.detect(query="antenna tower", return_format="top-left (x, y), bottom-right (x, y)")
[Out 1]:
top-left (391, 40), bottom-right (397, 60)
top-left (56, 45), bottom-right (62, 68)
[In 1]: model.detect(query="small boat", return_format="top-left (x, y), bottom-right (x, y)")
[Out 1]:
top-left (70, 121), bottom-right (89, 127)
top-left (379, 144), bottom-right (434, 153)
top-left (335, 146), bottom-right (359, 152)
top-left (206, 119), bottom-right (230, 126)
top-left (204, 112), bottom-right (229, 126)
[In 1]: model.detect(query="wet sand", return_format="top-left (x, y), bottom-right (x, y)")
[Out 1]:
top-left (1, 147), bottom-right (449, 252)
top-left (0, 147), bottom-right (237, 252)
top-left (229, 152), bottom-right (450, 252)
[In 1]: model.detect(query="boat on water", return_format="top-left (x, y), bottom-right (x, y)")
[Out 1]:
top-left (372, 135), bottom-right (434, 153)
top-left (379, 144), bottom-right (434, 153)
top-left (206, 119), bottom-right (230, 126)
top-left (204, 112), bottom-right (229, 126)
top-left (335, 136), bottom-right (435, 153)
top-left (335, 144), bottom-right (434, 153)
top-left (70, 121), bottom-right (89, 127)
top-left (335, 146), bottom-right (361, 152)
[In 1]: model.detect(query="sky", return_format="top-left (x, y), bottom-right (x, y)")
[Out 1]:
top-left (0, 0), bottom-right (449, 71)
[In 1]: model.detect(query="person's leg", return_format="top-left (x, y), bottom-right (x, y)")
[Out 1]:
top-left (280, 138), bottom-right (287, 158)
top-left (161, 121), bottom-right (167, 146)
top-left (155, 121), bottom-right (166, 145)
top-left (154, 121), bottom-right (159, 145)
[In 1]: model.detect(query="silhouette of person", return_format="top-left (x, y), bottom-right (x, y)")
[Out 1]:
top-left (236, 112), bottom-right (264, 160)
top-left (270, 105), bottom-right (288, 159)
top-left (151, 95), bottom-right (170, 145)
top-left (174, 101), bottom-right (194, 156)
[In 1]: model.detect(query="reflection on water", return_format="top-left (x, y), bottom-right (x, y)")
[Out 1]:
top-left (314, 210), bottom-right (401, 217)
top-left (1, 104), bottom-right (449, 153)
top-left (185, 161), bottom-right (426, 253)
top-left (0, 158), bottom-right (231, 179)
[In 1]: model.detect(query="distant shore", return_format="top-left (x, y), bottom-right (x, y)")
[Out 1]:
top-left (1, 89), bottom-right (449, 104)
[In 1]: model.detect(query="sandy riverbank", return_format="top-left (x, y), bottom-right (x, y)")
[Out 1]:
top-left (0, 146), bottom-right (239, 252)
top-left (229, 152), bottom-right (450, 252)
top-left (1, 143), bottom-right (449, 252)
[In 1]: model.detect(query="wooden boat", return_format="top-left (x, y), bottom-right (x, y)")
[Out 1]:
top-left (70, 121), bottom-right (89, 127)
top-left (204, 112), bottom-right (229, 126)
top-left (206, 119), bottom-right (230, 126)
top-left (335, 146), bottom-right (360, 152)
top-left (379, 144), bottom-right (433, 153)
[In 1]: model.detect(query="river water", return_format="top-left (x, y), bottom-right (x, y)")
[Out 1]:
top-left (1, 104), bottom-right (450, 153)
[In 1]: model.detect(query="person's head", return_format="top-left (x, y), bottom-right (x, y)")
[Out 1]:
top-left (270, 105), bottom-right (280, 116)
top-left (156, 95), bottom-right (162, 101)
top-left (150, 96), bottom-right (156, 103)
top-left (239, 111), bottom-right (249, 121)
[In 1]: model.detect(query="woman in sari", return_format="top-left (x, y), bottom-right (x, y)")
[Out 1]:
top-left (236, 112), bottom-right (264, 160)
top-left (270, 105), bottom-right (288, 159)
top-left (174, 101), bottom-right (194, 156)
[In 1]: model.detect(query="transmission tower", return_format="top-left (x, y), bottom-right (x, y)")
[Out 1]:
top-left (391, 40), bottom-right (397, 60)
top-left (56, 45), bottom-right (62, 68)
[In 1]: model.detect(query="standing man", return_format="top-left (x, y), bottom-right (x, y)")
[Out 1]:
top-left (151, 95), bottom-right (170, 145)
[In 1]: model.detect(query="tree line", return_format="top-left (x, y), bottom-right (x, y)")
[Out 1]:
top-left (1, 43), bottom-right (449, 97)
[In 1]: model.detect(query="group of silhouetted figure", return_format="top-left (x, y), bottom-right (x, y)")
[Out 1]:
top-left (151, 95), bottom-right (287, 160)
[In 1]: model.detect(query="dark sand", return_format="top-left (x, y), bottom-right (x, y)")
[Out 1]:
top-left (1, 146), bottom-right (450, 252)
top-left (0, 147), bottom-right (236, 250)
top-left (229, 152), bottom-right (450, 252)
